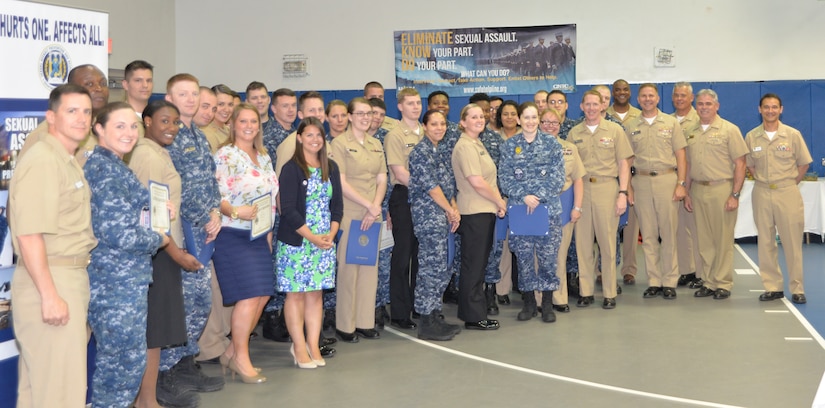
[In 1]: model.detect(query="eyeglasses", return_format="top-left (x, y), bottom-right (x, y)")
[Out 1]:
top-left (352, 111), bottom-right (374, 118)
top-left (540, 120), bottom-right (560, 126)
top-left (547, 100), bottom-right (566, 105)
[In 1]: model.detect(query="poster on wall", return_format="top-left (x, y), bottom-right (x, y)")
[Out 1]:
top-left (0, 0), bottom-right (109, 99)
top-left (394, 24), bottom-right (576, 97)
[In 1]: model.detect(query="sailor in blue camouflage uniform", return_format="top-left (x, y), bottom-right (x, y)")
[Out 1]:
top-left (160, 74), bottom-right (225, 394)
top-left (84, 102), bottom-right (168, 407)
top-left (262, 89), bottom-right (297, 339)
top-left (499, 102), bottom-right (565, 323)
top-left (409, 110), bottom-right (463, 340)
top-left (439, 116), bottom-right (463, 304)
top-left (369, 100), bottom-right (393, 327)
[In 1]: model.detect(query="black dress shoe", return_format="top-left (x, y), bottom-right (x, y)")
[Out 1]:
top-left (623, 274), bottom-right (636, 285)
top-left (713, 288), bottom-right (731, 300)
top-left (320, 345), bottom-right (336, 358)
top-left (497, 294), bottom-right (511, 305)
top-left (643, 286), bottom-right (662, 298)
top-left (792, 294), bottom-right (807, 304)
top-left (464, 319), bottom-right (500, 330)
top-left (677, 273), bottom-right (696, 287)
top-left (759, 291), bottom-right (784, 301)
top-left (335, 329), bottom-right (359, 343)
top-left (390, 318), bottom-right (417, 329)
top-left (602, 298), bottom-right (616, 309)
top-left (576, 296), bottom-right (594, 307)
top-left (198, 356), bottom-right (221, 365)
top-left (688, 278), bottom-right (705, 289)
top-left (694, 286), bottom-right (715, 298)
top-left (552, 304), bottom-right (570, 313)
top-left (662, 287), bottom-right (677, 300)
top-left (354, 328), bottom-right (380, 339)
top-left (321, 336), bottom-right (337, 347)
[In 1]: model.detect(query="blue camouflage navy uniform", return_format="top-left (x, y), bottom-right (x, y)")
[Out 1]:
top-left (85, 146), bottom-right (164, 408)
top-left (162, 121), bottom-right (221, 370)
top-left (371, 127), bottom-right (393, 310)
top-left (263, 119), bottom-right (295, 313)
top-left (479, 127), bottom-right (505, 285)
top-left (499, 132), bottom-right (565, 292)
top-left (409, 136), bottom-right (456, 314)
top-left (558, 117), bottom-right (579, 141)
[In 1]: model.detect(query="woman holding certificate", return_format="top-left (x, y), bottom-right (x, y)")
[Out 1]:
top-left (451, 103), bottom-right (506, 331)
top-left (499, 102), bottom-right (565, 323)
top-left (212, 103), bottom-right (278, 384)
top-left (129, 100), bottom-right (203, 408)
top-left (329, 97), bottom-right (387, 343)
top-left (84, 101), bottom-right (171, 407)
top-left (276, 117), bottom-right (342, 368)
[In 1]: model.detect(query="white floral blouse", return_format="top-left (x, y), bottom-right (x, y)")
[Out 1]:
top-left (214, 144), bottom-right (279, 230)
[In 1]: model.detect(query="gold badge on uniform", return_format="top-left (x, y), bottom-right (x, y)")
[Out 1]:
top-left (515, 146), bottom-right (522, 155)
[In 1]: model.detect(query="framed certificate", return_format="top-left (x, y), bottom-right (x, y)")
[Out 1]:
top-left (148, 181), bottom-right (170, 234)
top-left (250, 193), bottom-right (272, 241)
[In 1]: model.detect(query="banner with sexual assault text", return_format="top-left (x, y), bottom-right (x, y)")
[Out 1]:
top-left (394, 24), bottom-right (576, 97)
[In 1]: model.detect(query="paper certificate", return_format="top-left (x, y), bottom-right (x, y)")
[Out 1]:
top-left (250, 193), bottom-right (272, 241)
top-left (149, 181), bottom-right (170, 234)
top-left (379, 221), bottom-right (394, 251)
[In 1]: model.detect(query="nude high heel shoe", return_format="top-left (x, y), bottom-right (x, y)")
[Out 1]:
top-left (307, 345), bottom-right (326, 367)
top-left (290, 344), bottom-right (317, 369)
top-left (228, 357), bottom-right (266, 384)
top-left (220, 354), bottom-right (261, 374)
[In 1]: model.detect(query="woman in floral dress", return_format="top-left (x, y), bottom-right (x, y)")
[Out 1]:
top-left (276, 117), bottom-right (342, 368)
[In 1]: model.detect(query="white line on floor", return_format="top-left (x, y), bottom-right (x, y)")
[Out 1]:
top-left (734, 244), bottom-right (825, 350)
top-left (385, 327), bottom-right (744, 408)
top-left (764, 310), bottom-right (790, 314)
top-left (785, 337), bottom-right (814, 341)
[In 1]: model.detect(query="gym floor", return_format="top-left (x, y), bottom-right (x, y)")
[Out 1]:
top-left (200, 241), bottom-right (825, 408)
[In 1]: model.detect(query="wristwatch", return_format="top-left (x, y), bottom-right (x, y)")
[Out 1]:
top-left (230, 207), bottom-right (239, 219)
top-left (731, 191), bottom-right (741, 199)
top-left (618, 190), bottom-right (628, 196)
top-left (678, 180), bottom-right (687, 187)
top-left (573, 206), bottom-right (583, 212)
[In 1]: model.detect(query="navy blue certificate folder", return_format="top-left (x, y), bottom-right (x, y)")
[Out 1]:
top-left (494, 213), bottom-right (509, 241)
top-left (181, 218), bottom-right (215, 266)
top-left (508, 204), bottom-right (550, 236)
top-left (560, 188), bottom-right (574, 225)
top-left (345, 220), bottom-right (380, 265)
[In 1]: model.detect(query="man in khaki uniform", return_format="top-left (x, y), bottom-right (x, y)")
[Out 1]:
top-left (384, 88), bottom-right (423, 328)
top-left (18, 64), bottom-right (109, 166)
top-left (364, 81), bottom-right (399, 131)
top-left (568, 90), bottom-right (633, 309)
top-left (275, 91), bottom-right (328, 174)
top-left (683, 89), bottom-right (748, 300)
top-left (10, 84), bottom-right (98, 408)
top-left (606, 80), bottom-right (642, 286)
top-left (625, 84), bottom-right (687, 300)
top-left (671, 82), bottom-right (704, 288)
top-left (745, 94), bottom-right (812, 304)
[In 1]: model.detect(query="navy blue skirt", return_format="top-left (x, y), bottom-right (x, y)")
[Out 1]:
top-left (212, 227), bottom-right (275, 305)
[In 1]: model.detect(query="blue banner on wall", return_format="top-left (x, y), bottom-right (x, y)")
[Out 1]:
top-left (394, 24), bottom-right (576, 97)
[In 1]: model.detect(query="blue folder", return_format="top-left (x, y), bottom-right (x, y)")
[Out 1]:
top-left (345, 220), bottom-right (380, 266)
top-left (620, 207), bottom-right (629, 227)
top-left (560, 188), bottom-right (574, 225)
top-left (494, 213), bottom-right (509, 241)
top-left (181, 218), bottom-right (216, 266)
top-left (447, 232), bottom-right (455, 265)
top-left (507, 204), bottom-right (550, 236)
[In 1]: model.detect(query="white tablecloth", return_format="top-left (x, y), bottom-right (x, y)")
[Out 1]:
top-left (735, 179), bottom-right (825, 239)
